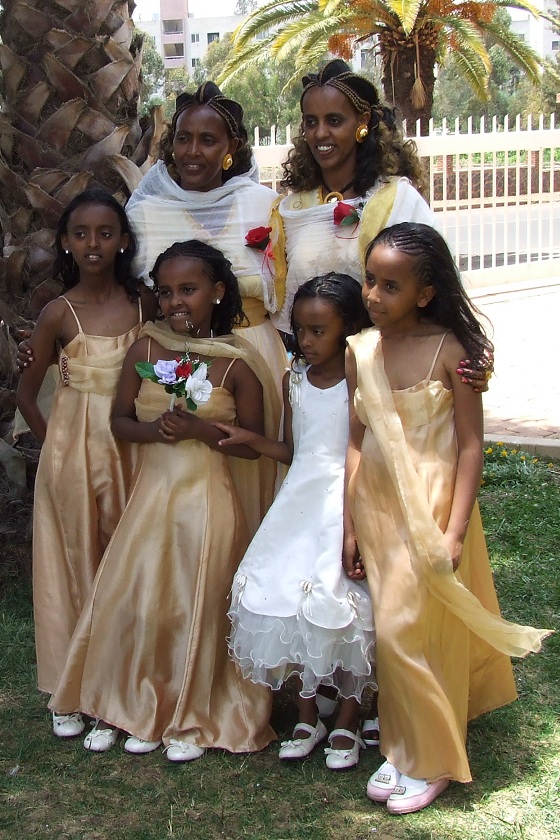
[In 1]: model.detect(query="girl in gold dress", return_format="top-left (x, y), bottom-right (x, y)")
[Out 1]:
top-left (49, 240), bottom-right (276, 761)
top-left (16, 188), bottom-right (156, 739)
top-left (344, 223), bottom-right (549, 814)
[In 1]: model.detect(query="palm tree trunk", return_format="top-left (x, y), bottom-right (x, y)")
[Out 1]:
top-left (379, 30), bottom-right (437, 136)
top-left (0, 0), bottom-right (150, 320)
top-left (0, 0), bottom-right (154, 423)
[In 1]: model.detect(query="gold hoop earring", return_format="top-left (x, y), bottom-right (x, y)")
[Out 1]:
top-left (222, 154), bottom-right (233, 171)
top-left (356, 125), bottom-right (369, 143)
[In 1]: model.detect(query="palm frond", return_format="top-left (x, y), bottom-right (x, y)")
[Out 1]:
top-left (383, 0), bottom-right (423, 33)
top-left (430, 15), bottom-right (492, 72)
top-left (488, 0), bottom-right (543, 18)
top-left (478, 18), bottom-right (542, 81)
top-left (218, 37), bottom-right (276, 84)
top-left (272, 8), bottom-right (343, 54)
top-left (450, 49), bottom-right (490, 100)
top-left (234, 1), bottom-right (318, 49)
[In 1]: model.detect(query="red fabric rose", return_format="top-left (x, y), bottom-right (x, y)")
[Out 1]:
top-left (175, 360), bottom-right (193, 379)
top-left (333, 201), bottom-right (360, 227)
top-left (245, 226), bottom-right (272, 251)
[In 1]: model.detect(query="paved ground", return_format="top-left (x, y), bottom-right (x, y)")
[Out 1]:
top-left (470, 278), bottom-right (560, 457)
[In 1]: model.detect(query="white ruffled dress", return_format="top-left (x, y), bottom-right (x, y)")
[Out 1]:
top-left (228, 366), bottom-right (375, 700)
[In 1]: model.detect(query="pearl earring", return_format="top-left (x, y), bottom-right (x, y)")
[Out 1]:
top-left (65, 249), bottom-right (70, 254)
top-left (215, 299), bottom-right (221, 305)
top-left (119, 247), bottom-right (125, 253)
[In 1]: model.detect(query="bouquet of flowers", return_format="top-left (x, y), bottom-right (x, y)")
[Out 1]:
top-left (135, 352), bottom-right (212, 411)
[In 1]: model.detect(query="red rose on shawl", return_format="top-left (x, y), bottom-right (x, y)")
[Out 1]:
top-left (333, 201), bottom-right (360, 227)
top-left (245, 226), bottom-right (272, 251)
top-left (175, 360), bottom-right (193, 379)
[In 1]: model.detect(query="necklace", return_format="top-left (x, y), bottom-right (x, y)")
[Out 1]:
top-left (321, 179), bottom-right (355, 204)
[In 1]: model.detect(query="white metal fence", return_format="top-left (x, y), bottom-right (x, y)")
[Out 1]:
top-left (253, 116), bottom-right (560, 288)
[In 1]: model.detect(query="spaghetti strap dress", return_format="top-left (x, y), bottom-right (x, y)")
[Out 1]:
top-left (33, 297), bottom-right (141, 695)
top-left (347, 328), bottom-right (548, 783)
top-left (49, 333), bottom-right (275, 752)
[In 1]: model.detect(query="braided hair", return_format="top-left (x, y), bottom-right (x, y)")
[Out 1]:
top-left (160, 81), bottom-right (253, 183)
top-left (149, 240), bottom-right (246, 336)
top-left (290, 273), bottom-right (370, 365)
top-left (282, 59), bottom-right (426, 197)
top-left (365, 223), bottom-right (493, 360)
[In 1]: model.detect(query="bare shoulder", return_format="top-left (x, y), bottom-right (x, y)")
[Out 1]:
top-left (124, 335), bottom-right (152, 365)
top-left (37, 296), bottom-right (67, 323)
top-left (440, 331), bottom-right (467, 368)
top-left (30, 297), bottom-right (68, 339)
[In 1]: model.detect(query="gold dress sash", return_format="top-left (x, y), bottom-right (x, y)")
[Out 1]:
top-left (348, 329), bottom-right (550, 657)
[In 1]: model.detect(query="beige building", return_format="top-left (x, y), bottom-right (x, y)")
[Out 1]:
top-left (134, 0), bottom-right (240, 71)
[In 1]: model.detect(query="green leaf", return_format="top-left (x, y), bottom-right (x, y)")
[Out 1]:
top-left (135, 362), bottom-right (158, 381)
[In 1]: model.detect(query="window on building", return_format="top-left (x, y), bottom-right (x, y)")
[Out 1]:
top-left (552, 40), bottom-right (560, 51)
top-left (192, 58), bottom-right (200, 67)
top-left (163, 43), bottom-right (185, 58)
top-left (191, 33), bottom-right (200, 43)
top-left (207, 32), bottom-right (219, 44)
top-left (163, 19), bottom-right (183, 35)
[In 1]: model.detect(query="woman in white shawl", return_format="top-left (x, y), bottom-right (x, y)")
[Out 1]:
top-left (126, 82), bottom-right (287, 393)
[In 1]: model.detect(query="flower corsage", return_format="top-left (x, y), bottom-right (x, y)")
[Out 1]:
top-left (245, 226), bottom-right (272, 251)
top-left (135, 353), bottom-right (212, 411)
top-left (333, 201), bottom-right (361, 227)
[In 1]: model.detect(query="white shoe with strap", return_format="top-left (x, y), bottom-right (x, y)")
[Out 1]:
top-left (278, 719), bottom-right (328, 760)
top-left (324, 728), bottom-right (365, 770)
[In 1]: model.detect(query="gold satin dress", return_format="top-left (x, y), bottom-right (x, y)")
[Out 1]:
top-left (34, 298), bottom-right (141, 695)
top-left (49, 374), bottom-right (275, 752)
top-left (348, 329), bottom-right (547, 783)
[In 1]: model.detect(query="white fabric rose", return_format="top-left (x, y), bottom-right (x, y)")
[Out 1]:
top-left (185, 363), bottom-right (213, 406)
top-left (154, 359), bottom-right (179, 384)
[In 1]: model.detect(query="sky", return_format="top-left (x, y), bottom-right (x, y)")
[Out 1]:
top-left (134, 0), bottom-right (238, 19)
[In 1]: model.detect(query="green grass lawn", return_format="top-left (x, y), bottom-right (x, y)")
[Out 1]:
top-left (0, 449), bottom-right (558, 840)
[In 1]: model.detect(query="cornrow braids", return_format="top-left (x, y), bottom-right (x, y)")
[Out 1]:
top-left (160, 81), bottom-right (253, 183)
top-left (290, 273), bottom-right (370, 366)
top-left (365, 223), bottom-right (493, 361)
top-left (283, 59), bottom-right (427, 196)
top-left (172, 81), bottom-right (243, 138)
top-left (300, 59), bottom-right (380, 114)
top-left (149, 240), bottom-right (246, 336)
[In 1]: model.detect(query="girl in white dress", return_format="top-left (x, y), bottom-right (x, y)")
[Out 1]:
top-left (216, 274), bottom-right (376, 770)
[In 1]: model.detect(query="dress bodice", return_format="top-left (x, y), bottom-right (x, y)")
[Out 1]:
top-left (58, 297), bottom-right (142, 396)
top-left (291, 368), bottom-right (348, 467)
top-left (135, 378), bottom-right (237, 426)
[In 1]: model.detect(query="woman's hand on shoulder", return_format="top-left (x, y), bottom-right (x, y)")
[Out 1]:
top-left (456, 348), bottom-right (494, 393)
top-left (15, 328), bottom-right (34, 370)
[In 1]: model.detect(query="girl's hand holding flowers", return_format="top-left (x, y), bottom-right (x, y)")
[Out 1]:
top-left (159, 407), bottom-right (196, 443)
